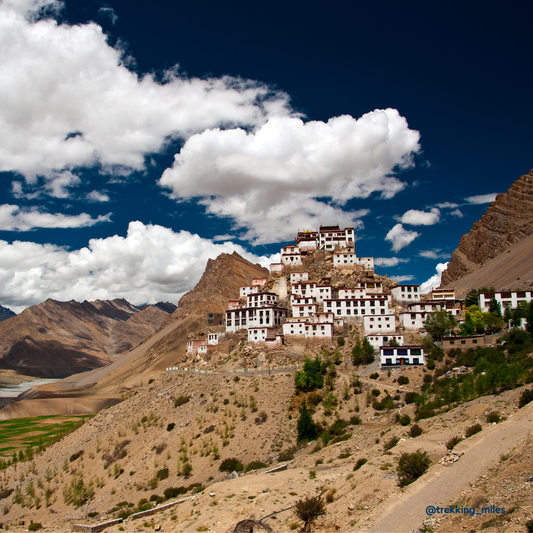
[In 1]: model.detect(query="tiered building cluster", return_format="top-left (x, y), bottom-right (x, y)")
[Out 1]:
top-left (188, 225), bottom-right (486, 368)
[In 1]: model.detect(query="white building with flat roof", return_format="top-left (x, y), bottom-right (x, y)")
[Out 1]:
top-left (478, 290), bottom-right (532, 312)
top-left (380, 346), bottom-right (425, 367)
top-left (363, 314), bottom-right (395, 333)
top-left (391, 284), bottom-right (420, 304)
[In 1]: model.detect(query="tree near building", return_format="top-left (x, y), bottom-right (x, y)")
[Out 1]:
top-left (423, 310), bottom-right (457, 341)
top-left (297, 402), bottom-right (318, 443)
top-left (351, 338), bottom-right (375, 366)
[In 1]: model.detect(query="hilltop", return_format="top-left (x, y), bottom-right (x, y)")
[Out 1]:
top-left (440, 169), bottom-right (533, 293)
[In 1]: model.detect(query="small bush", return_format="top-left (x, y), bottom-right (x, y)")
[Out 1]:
top-left (349, 415), bottom-right (362, 425)
top-left (465, 424), bottom-right (482, 438)
top-left (223, 398), bottom-right (229, 405)
top-left (245, 461), bottom-right (268, 473)
top-left (295, 495), bottom-right (326, 532)
top-left (337, 337), bottom-right (345, 347)
top-left (154, 443), bottom-right (167, 455)
top-left (255, 411), bottom-right (268, 425)
top-left (369, 372), bottom-right (379, 380)
top-left (383, 436), bottom-right (399, 451)
top-left (446, 435), bottom-right (462, 451)
top-left (486, 411), bottom-right (500, 424)
top-left (69, 450), bottom-right (84, 462)
top-left (219, 458), bottom-right (243, 473)
top-left (353, 458), bottom-right (367, 471)
top-left (371, 389), bottom-right (381, 397)
top-left (525, 519), bottom-right (533, 533)
top-left (404, 392), bottom-right (419, 404)
top-left (28, 524), bottom-right (43, 531)
top-left (519, 388), bottom-right (533, 409)
top-left (325, 488), bottom-right (336, 503)
top-left (174, 395), bottom-right (190, 407)
top-left (396, 414), bottom-right (411, 426)
top-left (156, 468), bottom-right (169, 480)
top-left (397, 449), bottom-right (431, 487)
top-left (150, 494), bottom-right (164, 504)
top-left (330, 433), bottom-right (351, 445)
top-left (397, 376), bottom-right (409, 385)
top-left (167, 423), bottom-right (175, 432)
top-left (278, 446), bottom-right (297, 462)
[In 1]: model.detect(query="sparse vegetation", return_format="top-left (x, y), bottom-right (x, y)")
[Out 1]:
top-left (295, 494), bottom-right (326, 532)
top-left (446, 435), bottom-right (462, 450)
top-left (353, 458), bottom-right (367, 471)
top-left (397, 449), bottom-right (431, 487)
top-left (465, 423), bottom-right (482, 438)
top-left (219, 458), bottom-right (243, 473)
top-left (174, 395), bottom-right (191, 407)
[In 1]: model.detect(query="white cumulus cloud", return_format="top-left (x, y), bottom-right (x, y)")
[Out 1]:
top-left (390, 275), bottom-right (414, 282)
top-left (159, 110), bottom-right (420, 243)
top-left (374, 257), bottom-right (410, 267)
top-left (0, 0), bottom-right (290, 186)
top-left (385, 223), bottom-right (420, 252)
top-left (400, 207), bottom-right (440, 226)
top-left (0, 204), bottom-right (111, 231)
top-left (465, 193), bottom-right (499, 204)
top-left (0, 221), bottom-right (276, 312)
top-left (420, 262), bottom-right (448, 294)
top-left (419, 249), bottom-right (450, 260)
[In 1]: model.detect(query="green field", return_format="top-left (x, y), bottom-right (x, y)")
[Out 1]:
top-left (0, 415), bottom-right (93, 462)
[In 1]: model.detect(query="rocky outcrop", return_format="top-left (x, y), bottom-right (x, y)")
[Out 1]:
top-left (0, 304), bottom-right (15, 322)
top-left (164, 252), bottom-right (269, 324)
top-left (441, 170), bottom-right (533, 287)
top-left (0, 298), bottom-right (176, 377)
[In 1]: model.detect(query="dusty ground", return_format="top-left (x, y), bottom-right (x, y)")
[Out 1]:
top-left (0, 361), bottom-right (532, 533)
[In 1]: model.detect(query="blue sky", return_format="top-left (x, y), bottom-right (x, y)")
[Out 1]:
top-left (0, 0), bottom-right (532, 312)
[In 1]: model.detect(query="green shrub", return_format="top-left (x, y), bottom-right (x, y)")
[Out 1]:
top-left (383, 436), bottom-right (399, 451)
top-left (295, 495), bottom-right (326, 532)
top-left (295, 356), bottom-right (325, 392)
top-left (525, 519), bottom-right (533, 533)
top-left (69, 450), bottom-right (84, 462)
top-left (404, 392), bottom-right (419, 404)
top-left (371, 389), bottom-right (381, 397)
top-left (297, 403), bottom-right (318, 443)
top-left (446, 435), bottom-right (462, 450)
top-left (519, 388), bottom-right (533, 408)
top-left (396, 414), bottom-right (411, 426)
top-left (486, 411), bottom-right (500, 423)
top-left (244, 461), bottom-right (268, 473)
top-left (150, 494), bottom-right (164, 504)
top-left (408, 424), bottom-right (423, 438)
top-left (369, 372), bottom-right (379, 380)
top-left (28, 523), bottom-right (42, 531)
top-left (330, 433), bottom-right (351, 445)
top-left (349, 415), bottom-right (362, 425)
top-left (219, 458), bottom-right (243, 473)
top-left (167, 423), bottom-right (175, 432)
top-left (156, 468), bottom-right (169, 480)
top-left (397, 449), bottom-right (431, 487)
top-left (337, 337), bottom-right (345, 347)
top-left (174, 395), bottom-right (190, 407)
top-left (397, 376), bottom-right (409, 385)
top-left (353, 458), bottom-right (367, 471)
top-left (465, 424), bottom-right (482, 438)
top-left (278, 447), bottom-right (297, 462)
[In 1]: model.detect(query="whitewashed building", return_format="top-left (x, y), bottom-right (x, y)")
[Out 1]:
top-left (290, 272), bottom-right (309, 283)
top-left (318, 225), bottom-right (355, 250)
top-left (366, 333), bottom-right (404, 350)
top-left (380, 346), bottom-right (425, 367)
top-left (391, 284), bottom-right (420, 304)
top-left (363, 314), bottom-right (395, 333)
top-left (324, 296), bottom-right (389, 317)
top-left (282, 321), bottom-right (334, 338)
top-left (270, 263), bottom-right (284, 272)
top-left (281, 245), bottom-right (303, 266)
top-left (479, 290), bottom-right (533, 312)
top-left (225, 306), bottom-right (288, 333)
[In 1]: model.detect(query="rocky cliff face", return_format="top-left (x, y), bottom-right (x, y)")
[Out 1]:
top-left (0, 299), bottom-right (176, 377)
top-left (440, 170), bottom-right (533, 287)
top-left (165, 252), bottom-right (269, 324)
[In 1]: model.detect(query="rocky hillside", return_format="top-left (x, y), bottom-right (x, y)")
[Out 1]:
top-left (0, 299), bottom-right (176, 378)
top-left (166, 252), bottom-right (269, 324)
top-left (441, 169), bottom-right (533, 288)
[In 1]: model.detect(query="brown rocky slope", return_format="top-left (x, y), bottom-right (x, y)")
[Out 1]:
top-left (440, 169), bottom-right (533, 289)
top-left (0, 299), bottom-right (176, 378)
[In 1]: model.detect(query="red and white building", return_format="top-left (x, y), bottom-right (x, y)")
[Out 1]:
top-left (366, 333), bottom-right (404, 350)
top-left (380, 346), bottom-right (425, 367)
top-left (478, 290), bottom-right (533, 312)
top-left (290, 272), bottom-right (309, 283)
top-left (281, 245), bottom-right (303, 266)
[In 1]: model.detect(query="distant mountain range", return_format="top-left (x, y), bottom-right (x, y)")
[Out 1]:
top-left (0, 305), bottom-right (16, 322)
top-left (0, 298), bottom-right (176, 378)
top-left (440, 169), bottom-right (533, 295)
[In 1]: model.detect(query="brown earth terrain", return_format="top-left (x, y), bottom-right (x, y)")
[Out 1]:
top-left (0, 299), bottom-right (176, 378)
top-left (441, 169), bottom-right (533, 289)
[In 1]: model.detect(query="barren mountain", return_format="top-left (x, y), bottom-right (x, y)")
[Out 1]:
top-left (0, 304), bottom-right (15, 322)
top-left (0, 298), bottom-right (176, 378)
top-left (440, 169), bottom-right (533, 289)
